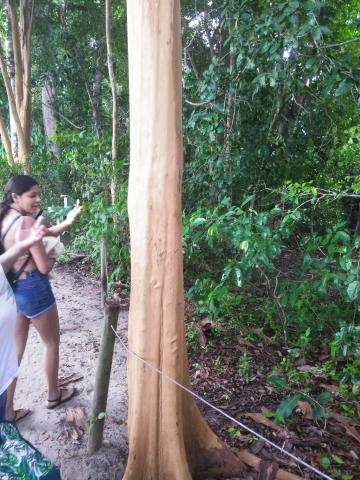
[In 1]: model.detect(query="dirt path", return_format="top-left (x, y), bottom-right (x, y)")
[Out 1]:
top-left (15, 264), bottom-right (128, 480)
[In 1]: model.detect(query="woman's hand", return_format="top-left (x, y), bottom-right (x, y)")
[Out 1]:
top-left (0, 217), bottom-right (46, 273)
top-left (17, 216), bottom-right (46, 250)
top-left (44, 204), bottom-right (82, 237)
top-left (65, 204), bottom-right (82, 227)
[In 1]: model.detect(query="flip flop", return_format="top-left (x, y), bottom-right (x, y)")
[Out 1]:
top-left (8, 408), bottom-right (31, 423)
top-left (46, 387), bottom-right (76, 410)
top-left (58, 373), bottom-right (83, 387)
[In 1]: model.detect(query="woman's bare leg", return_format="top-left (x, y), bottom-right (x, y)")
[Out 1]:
top-left (5, 313), bottom-right (30, 420)
top-left (31, 303), bottom-right (75, 405)
top-left (31, 304), bottom-right (60, 401)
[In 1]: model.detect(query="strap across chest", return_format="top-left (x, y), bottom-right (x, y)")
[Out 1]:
top-left (0, 215), bottom-right (22, 242)
top-left (1, 215), bottom-right (33, 280)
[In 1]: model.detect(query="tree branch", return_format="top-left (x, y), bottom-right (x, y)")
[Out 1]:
top-left (105, 0), bottom-right (118, 162)
top-left (8, 0), bottom-right (23, 111)
top-left (0, 108), bottom-right (14, 164)
top-left (0, 51), bottom-right (26, 148)
top-left (318, 38), bottom-right (360, 49)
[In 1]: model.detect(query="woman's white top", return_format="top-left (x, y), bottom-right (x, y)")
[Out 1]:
top-left (0, 265), bottom-right (18, 395)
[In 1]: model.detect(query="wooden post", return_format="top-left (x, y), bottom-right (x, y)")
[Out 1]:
top-left (100, 235), bottom-right (108, 308)
top-left (88, 302), bottom-right (120, 454)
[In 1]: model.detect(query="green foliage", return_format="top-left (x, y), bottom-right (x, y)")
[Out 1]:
top-left (331, 324), bottom-right (360, 358)
top-left (87, 411), bottom-right (106, 433)
top-left (237, 352), bottom-right (251, 384)
top-left (227, 426), bottom-right (241, 438)
top-left (0, 154), bottom-right (22, 193)
top-left (276, 390), bottom-right (332, 422)
top-left (71, 193), bottom-right (130, 282)
top-left (184, 197), bottom-right (299, 326)
top-left (267, 375), bottom-right (289, 390)
top-left (183, 0), bottom-right (360, 207)
top-left (183, 185), bottom-right (360, 388)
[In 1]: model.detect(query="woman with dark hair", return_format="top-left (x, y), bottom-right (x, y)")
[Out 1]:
top-left (0, 216), bottom-right (45, 422)
top-left (0, 175), bottom-right (81, 421)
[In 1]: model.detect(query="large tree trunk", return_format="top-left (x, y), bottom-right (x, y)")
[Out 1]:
top-left (41, 77), bottom-right (61, 158)
top-left (0, 0), bottom-right (33, 173)
top-left (6, 2), bottom-right (18, 159)
top-left (124, 2), bottom-right (245, 479)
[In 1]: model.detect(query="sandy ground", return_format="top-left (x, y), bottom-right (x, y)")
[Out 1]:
top-left (14, 263), bottom-right (128, 480)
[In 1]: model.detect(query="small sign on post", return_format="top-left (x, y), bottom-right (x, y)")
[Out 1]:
top-left (60, 195), bottom-right (68, 208)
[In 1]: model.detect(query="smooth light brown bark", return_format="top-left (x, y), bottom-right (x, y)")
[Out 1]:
top-left (124, 2), bottom-right (245, 479)
top-left (0, 0), bottom-right (33, 172)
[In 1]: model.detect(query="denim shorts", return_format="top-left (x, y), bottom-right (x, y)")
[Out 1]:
top-left (13, 271), bottom-right (56, 320)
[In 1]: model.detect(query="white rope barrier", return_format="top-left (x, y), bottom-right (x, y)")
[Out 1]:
top-left (112, 326), bottom-right (333, 480)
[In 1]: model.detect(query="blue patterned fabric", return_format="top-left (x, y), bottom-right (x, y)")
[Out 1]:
top-left (0, 421), bottom-right (61, 479)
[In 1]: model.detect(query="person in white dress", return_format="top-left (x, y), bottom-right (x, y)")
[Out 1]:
top-left (0, 217), bottom-right (45, 422)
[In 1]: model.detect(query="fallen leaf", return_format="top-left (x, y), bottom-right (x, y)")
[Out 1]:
top-left (297, 400), bottom-right (313, 419)
top-left (344, 425), bottom-right (360, 443)
top-left (65, 406), bottom-right (87, 441)
top-left (291, 436), bottom-right (323, 447)
top-left (296, 365), bottom-right (317, 372)
top-left (320, 384), bottom-right (339, 394)
top-left (193, 367), bottom-right (209, 380)
top-left (258, 459), bottom-right (279, 480)
top-left (243, 413), bottom-right (281, 431)
top-left (251, 439), bottom-right (265, 455)
top-left (195, 318), bottom-right (218, 348)
top-left (199, 317), bottom-right (216, 331)
top-left (261, 449), bottom-right (297, 469)
top-left (196, 325), bottom-right (207, 349)
top-left (350, 450), bottom-right (359, 460)
top-left (237, 450), bottom-right (302, 480)
top-left (330, 412), bottom-right (360, 427)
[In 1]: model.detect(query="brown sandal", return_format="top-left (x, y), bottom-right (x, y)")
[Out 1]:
top-left (46, 387), bottom-right (76, 409)
top-left (58, 373), bottom-right (83, 387)
top-left (8, 408), bottom-right (31, 423)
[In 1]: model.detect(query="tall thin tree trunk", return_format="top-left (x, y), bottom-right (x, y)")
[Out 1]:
top-left (41, 77), bottom-right (61, 158)
top-left (0, 0), bottom-right (33, 172)
top-left (224, 18), bottom-right (238, 198)
top-left (105, 0), bottom-right (119, 207)
top-left (124, 2), bottom-right (245, 478)
top-left (6, 2), bottom-right (18, 159)
top-left (92, 66), bottom-right (102, 138)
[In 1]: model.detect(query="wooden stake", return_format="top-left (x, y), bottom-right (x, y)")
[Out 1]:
top-left (100, 235), bottom-right (108, 308)
top-left (88, 303), bottom-right (120, 454)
